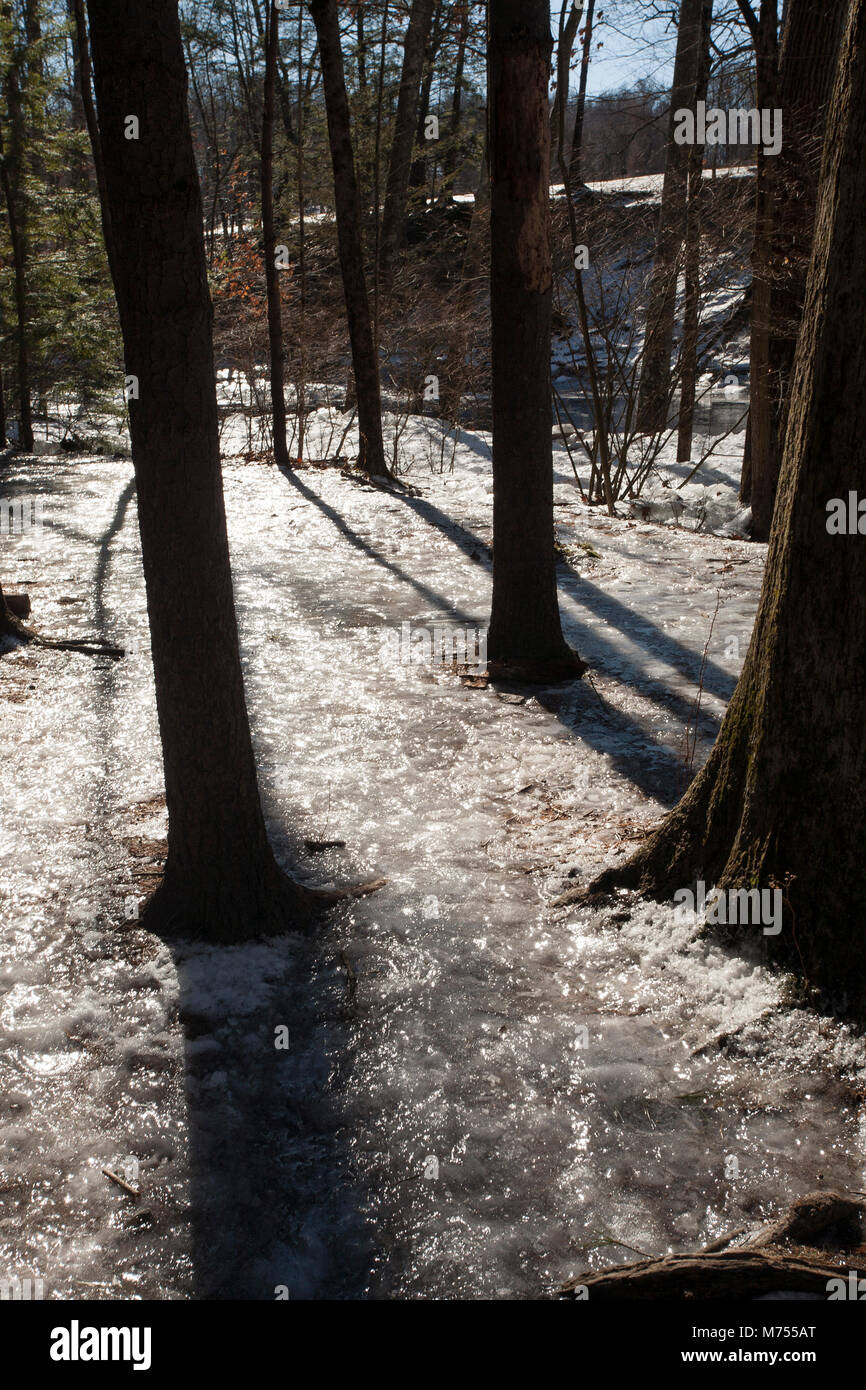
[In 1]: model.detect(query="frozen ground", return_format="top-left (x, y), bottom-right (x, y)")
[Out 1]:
top-left (1, 422), bottom-right (865, 1300)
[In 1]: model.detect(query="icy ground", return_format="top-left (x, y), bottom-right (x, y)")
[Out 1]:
top-left (2, 423), bottom-right (865, 1300)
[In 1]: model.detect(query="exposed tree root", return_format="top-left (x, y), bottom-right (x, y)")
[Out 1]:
top-left (138, 866), bottom-right (387, 944)
top-left (560, 1191), bottom-right (865, 1299)
top-left (1, 610), bottom-right (124, 660)
top-left (487, 650), bottom-right (587, 686)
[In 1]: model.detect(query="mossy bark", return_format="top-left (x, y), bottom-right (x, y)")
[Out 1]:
top-left (585, 0), bottom-right (866, 1013)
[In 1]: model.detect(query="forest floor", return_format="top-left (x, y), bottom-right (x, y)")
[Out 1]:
top-left (2, 419), bottom-right (865, 1299)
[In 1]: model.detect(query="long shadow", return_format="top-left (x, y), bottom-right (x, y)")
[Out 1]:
top-left (396, 489), bottom-right (736, 704)
top-left (48, 464), bottom-right (375, 1299)
top-left (165, 913), bottom-right (375, 1299)
top-left (276, 472), bottom-right (725, 805)
top-left (278, 464), bottom-right (486, 630)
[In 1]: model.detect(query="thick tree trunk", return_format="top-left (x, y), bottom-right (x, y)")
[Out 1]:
top-left (85, 0), bottom-right (315, 941)
top-left (579, 0), bottom-right (866, 1016)
top-left (676, 0), bottom-right (713, 463)
top-left (378, 0), bottom-right (436, 288)
top-left (747, 0), bottom-right (846, 539)
top-left (261, 0), bottom-right (290, 470)
top-left (636, 0), bottom-right (708, 434)
top-left (309, 0), bottom-right (389, 477)
top-left (486, 0), bottom-right (584, 682)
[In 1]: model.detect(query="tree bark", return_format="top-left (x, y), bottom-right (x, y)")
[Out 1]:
top-left (676, 0), bottom-right (713, 462)
top-left (378, 0), bottom-right (436, 289)
top-left (578, 0), bottom-right (866, 1016)
top-left (261, 0), bottom-right (290, 470)
top-left (309, 0), bottom-right (389, 477)
top-left (0, 22), bottom-right (34, 453)
top-left (737, 0), bottom-right (779, 526)
top-left (561, 1191), bottom-right (864, 1299)
top-left (486, 0), bottom-right (584, 682)
top-left (85, 0), bottom-right (315, 941)
top-left (550, 3), bottom-right (583, 179)
top-left (70, 0), bottom-right (116, 281)
top-left (636, 0), bottom-right (708, 434)
top-left (747, 0), bottom-right (846, 539)
top-left (568, 0), bottom-right (595, 189)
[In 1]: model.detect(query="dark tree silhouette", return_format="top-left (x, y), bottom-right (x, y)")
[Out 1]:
top-left (85, 0), bottom-right (316, 941)
top-left (486, 0), bottom-right (584, 682)
top-left (574, 0), bottom-right (866, 1015)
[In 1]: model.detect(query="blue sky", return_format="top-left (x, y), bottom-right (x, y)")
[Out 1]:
top-left (560, 3), bottom-right (679, 97)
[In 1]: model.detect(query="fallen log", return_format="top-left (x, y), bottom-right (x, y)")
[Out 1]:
top-left (560, 1191), bottom-right (865, 1299)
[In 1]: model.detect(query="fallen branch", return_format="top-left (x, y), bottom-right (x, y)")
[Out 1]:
top-left (560, 1191), bottom-right (864, 1299)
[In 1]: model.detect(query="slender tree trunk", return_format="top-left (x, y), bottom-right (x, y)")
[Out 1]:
top-left (66, 0), bottom-right (86, 130)
top-left (409, 1), bottom-right (444, 188)
top-left (70, 0), bottom-right (115, 280)
top-left (444, 0), bottom-right (471, 177)
top-left (739, 0), bottom-right (780, 531)
top-left (309, 0), bottom-right (388, 476)
top-left (261, 0), bottom-right (290, 469)
top-left (568, 0), bottom-right (595, 188)
top-left (549, 2), bottom-right (582, 179)
top-left (85, 0), bottom-right (314, 941)
top-left (487, 0), bottom-right (584, 682)
top-left (378, 0), bottom-right (436, 288)
top-left (0, 34), bottom-right (33, 454)
top-left (440, 134), bottom-right (489, 420)
top-left (677, 0), bottom-right (713, 462)
top-left (747, 0), bottom-right (845, 538)
top-left (585, 0), bottom-right (866, 1015)
top-left (0, 360), bottom-right (6, 448)
top-left (636, 0), bottom-right (708, 434)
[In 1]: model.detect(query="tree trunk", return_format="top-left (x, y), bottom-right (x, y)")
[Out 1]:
top-left (0, 577), bottom-right (29, 642)
top-left (70, 0), bottom-right (116, 280)
top-left (309, 0), bottom-right (389, 477)
top-left (486, 0), bottom-right (584, 682)
top-left (738, 0), bottom-right (779, 526)
top-left (444, 0), bottom-right (470, 178)
top-left (440, 135), bottom-right (489, 421)
top-left (568, 0), bottom-right (595, 188)
top-left (85, 0), bottom-right (315, 941)
top-left (378, 0), bottom-right (436, 289)
top-left (261, 0), bottom-right (290, 470)
top-left (0, 32), bottom-right (34, 453)
top-left (580, 0), bottom-right (866, 1017)
top-left (676, 0), bottom-right (713, 463)
top-left (549, 3), bottom-right (583, 179)
top-left (747, 0), bottom-right (846, 539)
top-left (636, 0), bottom-right (708, 434)
top-left (409, 1), bottom-right (444, 189)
